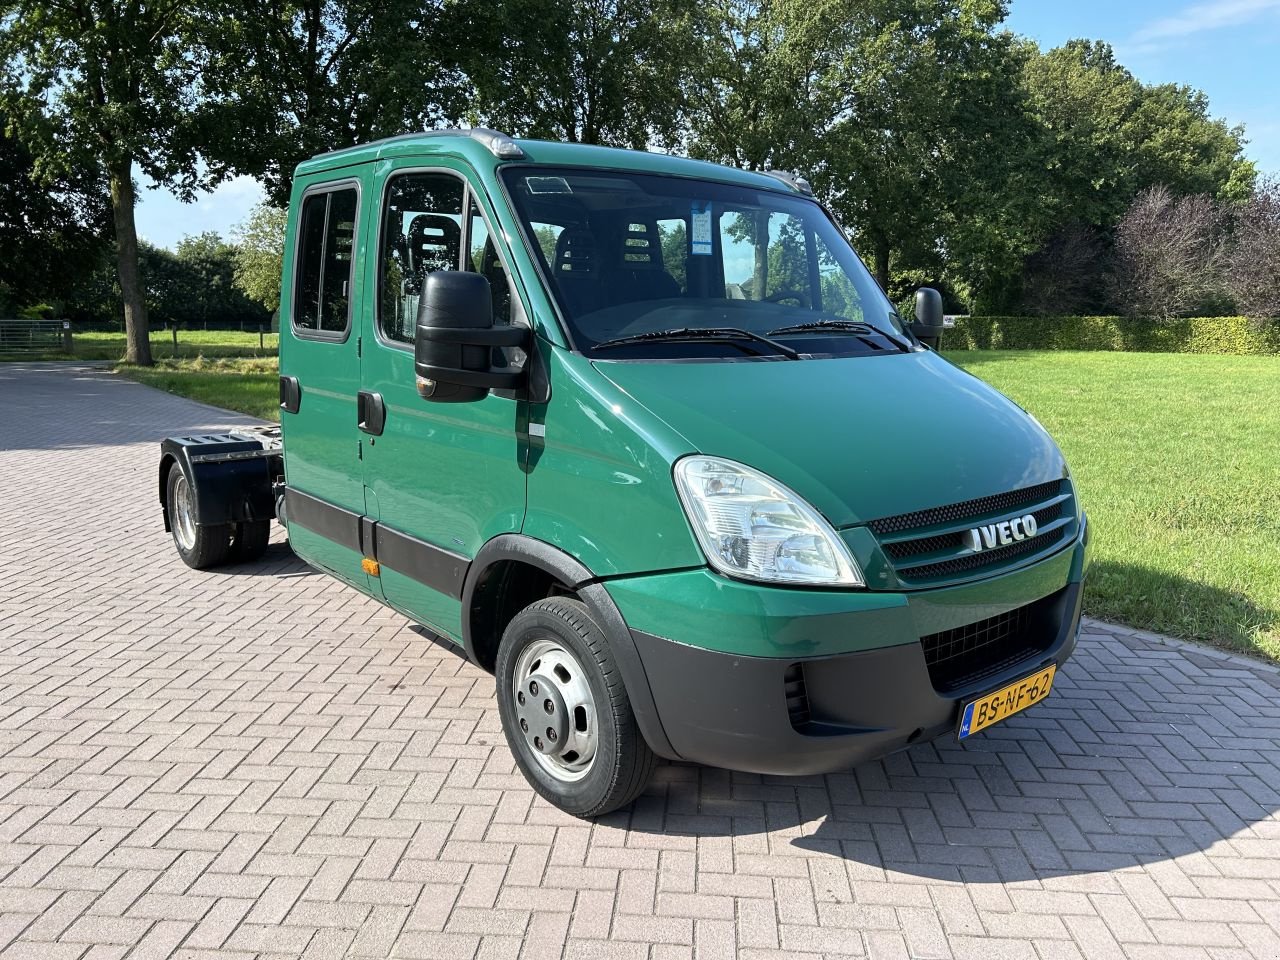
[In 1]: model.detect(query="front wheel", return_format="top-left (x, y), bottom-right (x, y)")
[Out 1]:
top-left (495, 597), bottom-right (656, 818)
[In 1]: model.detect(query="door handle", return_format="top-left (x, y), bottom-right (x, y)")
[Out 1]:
top-left (357, 390), bottom-right (386, 436)
top-left (279, 376), bottom-right (301, 414)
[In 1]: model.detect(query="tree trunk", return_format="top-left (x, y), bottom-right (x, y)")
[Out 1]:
top-left (874, 240), bottom-right (891, 294)
top-left (109, 157), bottom-right (152, 366)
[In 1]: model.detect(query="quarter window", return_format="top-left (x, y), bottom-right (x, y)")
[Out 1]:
top-left (293, 187), bottom-right (358, 334)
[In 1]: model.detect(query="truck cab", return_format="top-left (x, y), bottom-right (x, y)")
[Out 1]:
top-left (160, 129), bottom-right (1090, 817)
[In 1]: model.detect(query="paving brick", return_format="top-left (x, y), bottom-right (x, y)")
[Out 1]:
top-left (3, 364), bottom-right (1280, 960)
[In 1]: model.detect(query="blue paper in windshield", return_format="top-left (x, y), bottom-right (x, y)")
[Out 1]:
top-left (690, 202), bottom-right (712, 256)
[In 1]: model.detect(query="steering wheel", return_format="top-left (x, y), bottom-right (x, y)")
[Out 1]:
top-left (765, 289), bottom-right (810, 307)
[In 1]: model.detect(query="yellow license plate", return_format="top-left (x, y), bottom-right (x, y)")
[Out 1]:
top-left (958, 665), bottom-right (1056, 738)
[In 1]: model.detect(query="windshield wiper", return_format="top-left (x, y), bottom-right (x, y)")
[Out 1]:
top-left (593, 326), bottom-right (801, 360)
top-left (767, 319), bottom-right (910, 351)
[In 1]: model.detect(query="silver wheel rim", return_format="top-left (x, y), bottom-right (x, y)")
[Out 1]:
top-left (172, 473), bottom-right (197, 552)
top-left (512, 637), bottom-right (598, 782)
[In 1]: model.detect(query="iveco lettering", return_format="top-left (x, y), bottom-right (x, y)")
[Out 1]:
top-left (156, 130), bottom-right (1092, 817)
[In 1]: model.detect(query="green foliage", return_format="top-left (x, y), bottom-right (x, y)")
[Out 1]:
top-left (1019, 41), bottom-right (1255, 225)
top-left (116, 357), bottom-right (281, 421)
top-left (197, 0), bottom-right (466, 206)
top-left (461, 0), bottom-right (698, 149)
top-left (946, 315), bottom-right (1280, 355)
top-left (140, 234), bottom-right (269, 328)
top-left (683, 0), bottom-right (831, 171)
top-left (0, 0), bottom-right (215, 364)
top-left (232, 205), bottom-right (289, 311)
top-left (0, 105), bottom-right (110, 315)
top-left (18, 302), bottom-right (54, 320)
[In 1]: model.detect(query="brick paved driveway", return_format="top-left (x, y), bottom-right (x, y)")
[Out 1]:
top-left (2, 362), bottom-right (1279, 960)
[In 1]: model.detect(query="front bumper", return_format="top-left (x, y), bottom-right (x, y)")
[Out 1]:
top-left (607, 519), bottom-right (1089, 775)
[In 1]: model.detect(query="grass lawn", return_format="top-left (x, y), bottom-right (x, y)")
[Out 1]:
top-left (948, 351), bottom-right (1279, 662)
top-left (114, 348), bottom-right (1280, 662)
top-left (25, 329), bottom-right (279, 361)
top-left (117, 357), bottom-right (282, 422)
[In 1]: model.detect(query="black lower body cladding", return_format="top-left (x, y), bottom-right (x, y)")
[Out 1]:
top-left (631, 582), bottom-right (1083, 776)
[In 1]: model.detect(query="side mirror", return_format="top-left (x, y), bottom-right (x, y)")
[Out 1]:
top-left (414, 271), bottom-right (530, 403)
top-left (912, 287), bottom-right (945, 348)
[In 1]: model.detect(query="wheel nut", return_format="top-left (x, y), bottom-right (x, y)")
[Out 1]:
top-left (529, 680), bottom-right (539, 695)
top-left (520, 719), bottom-right (528, 732)
top-left (517, 691), bottom-right (525, 705)
top-left (534, 736), bottom-right (543, 750)
top-left (546, 728), bottom-right (557, 741)
top-left (544, 699), bottom-right (554, 714)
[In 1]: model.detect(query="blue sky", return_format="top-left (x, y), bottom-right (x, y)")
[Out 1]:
top-left (134, 0), bottom-right (1280, 250)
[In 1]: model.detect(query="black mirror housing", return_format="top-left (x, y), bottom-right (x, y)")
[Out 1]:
top-left (414, 271), bottom-right (530, 402)
top-left (912, 287), bottom-right (945, 347)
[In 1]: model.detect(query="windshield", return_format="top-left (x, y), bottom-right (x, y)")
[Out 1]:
top-left (501, 167), bottom-right (906, 360)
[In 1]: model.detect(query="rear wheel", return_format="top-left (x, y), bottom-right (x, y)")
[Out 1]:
top-left (230, 520), bottom-right (271, 563)
top-left (166, 465), bottom-right (231, 570)
top-left (496, 597), bottom-right (656, 818)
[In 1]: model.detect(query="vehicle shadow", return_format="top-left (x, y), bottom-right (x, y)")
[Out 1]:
top-left (616, 626), bottom-right (1280, 883)
top-left (218, 541), bottom-right (319, 578)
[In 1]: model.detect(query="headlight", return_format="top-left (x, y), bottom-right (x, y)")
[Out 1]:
top-left (673, 456), bottom-right (864, 587)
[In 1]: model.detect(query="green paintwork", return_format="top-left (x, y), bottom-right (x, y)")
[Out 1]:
top-left (607, 537), bottom-right (1085, 659)
top-left (592, 351), bottom-right (1067, 528)
top-left (522, 346), bottom-right (704, 576)
top-left (356, 155), bottom-right (525, 636)
top-left (278, 169), bottom-right (372, 595)
top-left (279, 131), bottom-right (1086, 665)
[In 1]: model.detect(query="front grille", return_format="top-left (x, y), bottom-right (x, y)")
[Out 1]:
top-left (867, 480), bottom-right (1075, 586)
top-left (883, 502), bottom-right (1064, 562)
top-left (919, 592), bottom-right (1061, 692)
top-left (867, 480), bottom-right (1062, 536)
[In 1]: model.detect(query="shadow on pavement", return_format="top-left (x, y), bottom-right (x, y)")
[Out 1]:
top-left (615, 630), bottom-right (1280, 883)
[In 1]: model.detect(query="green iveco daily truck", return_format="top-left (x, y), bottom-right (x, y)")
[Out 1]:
top-left (158, 129), bottom-right (1090, 817)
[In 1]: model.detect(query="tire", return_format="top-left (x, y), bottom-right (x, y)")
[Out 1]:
top-left (165, 464), bottom-right (232, 570)
top-left (230, 520), bottom-right (271, 563)
top-left (496, 597), bottom-right (657, 818)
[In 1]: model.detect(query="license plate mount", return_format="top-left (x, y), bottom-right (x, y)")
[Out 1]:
top-left (957, 664), bottom-right (1057, 739)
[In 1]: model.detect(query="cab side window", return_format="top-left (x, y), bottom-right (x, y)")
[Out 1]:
top-left (379, 173), bottom-right (465, 343)
top-left (293, 186), bottom-right (358, 335)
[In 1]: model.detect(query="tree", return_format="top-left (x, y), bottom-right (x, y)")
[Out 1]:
top-left (197, 0), bottom-right (467, 206)
top-left (683, 0), bottom-right (832, 171)
top-left (0, 0), bottom-right (209, 364)
top-left (1225, 179), bottom-right (1280, 323)
top-left (232, 204), bottom-right (289, 311)
top-left (459, 0), bottom-right (697, 149)
top-left (1016, 223), bottom-right (1106, 317)
top-left (1112, 186), bottom-right (1225, 320)
top-left (0, 106), bottom-right (110, 314)
top-left (138, 234), bottom-right (269, 328)
top-left (816, 0), bottom-right (1043, 298)
top-left (1021, 41), bottom-right (1255, 231)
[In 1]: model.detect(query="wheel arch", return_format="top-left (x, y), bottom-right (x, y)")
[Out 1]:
top-left (462, 534), bottom-right (677, 760)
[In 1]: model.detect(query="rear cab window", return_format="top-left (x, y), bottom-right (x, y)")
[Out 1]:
top-left (292, 185), bottom-right (359, 338)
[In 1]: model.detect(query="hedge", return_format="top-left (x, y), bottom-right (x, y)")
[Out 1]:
top-left (944, 316), bottom-right (1280, 355)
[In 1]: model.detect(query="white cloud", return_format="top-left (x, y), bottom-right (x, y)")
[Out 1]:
top-left (137, 175), bottom-right (266, 250)
top-left (1133, 0), bottom-right (1280, 43)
